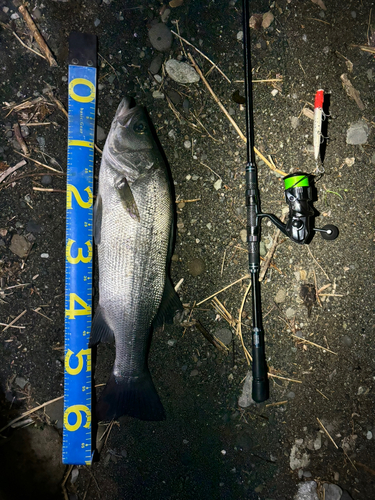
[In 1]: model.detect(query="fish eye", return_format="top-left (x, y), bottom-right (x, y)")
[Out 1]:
top-left (133, 121), bottom-right (146, 134)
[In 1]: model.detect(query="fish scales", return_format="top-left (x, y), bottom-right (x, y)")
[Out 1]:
top-left (91, 98), bottom-right (182, 421)
top-left (99, 169), bottom-right (172, 375)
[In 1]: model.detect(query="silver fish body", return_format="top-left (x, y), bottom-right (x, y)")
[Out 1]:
top-left (91, 98), bottom-right (181, 421)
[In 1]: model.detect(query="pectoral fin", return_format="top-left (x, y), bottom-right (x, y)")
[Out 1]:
top-left (116, 177), bottom-right (140, 222)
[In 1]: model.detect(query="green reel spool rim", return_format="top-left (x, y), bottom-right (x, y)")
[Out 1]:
top-left (284, 174), bottom-right (310, 190)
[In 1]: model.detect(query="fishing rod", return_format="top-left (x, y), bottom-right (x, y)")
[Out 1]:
top-left (242, 0), bottom-right (338, 403)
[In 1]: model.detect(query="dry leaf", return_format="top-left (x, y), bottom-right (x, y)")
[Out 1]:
top-left (302, 107), bottom-right (314, 120)
top-left (340, 73), bottom-right (365, 110)
top-left (345, 59), bottom-right (354, 72)
top-left (249, 13), bottom-right (263, 30)
top-left (169, 0), bottom-right (183, 7)
top-left (311, 0), bottom-right (327, 10)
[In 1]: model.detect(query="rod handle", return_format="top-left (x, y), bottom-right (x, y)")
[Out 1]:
top-left (252, 375), bottom-right (269, 403)
top-left (252, 338), bottom-right (269, 403)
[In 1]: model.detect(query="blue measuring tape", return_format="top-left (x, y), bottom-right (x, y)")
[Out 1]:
top-left (63, 33), bottom-right (97, 465)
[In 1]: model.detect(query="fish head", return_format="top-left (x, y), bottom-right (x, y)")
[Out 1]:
top-left (105, 98), bottom-right (157, 177)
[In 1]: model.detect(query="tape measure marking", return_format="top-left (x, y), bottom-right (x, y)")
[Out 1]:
top-left (63, 60), bottom-right (96, 466)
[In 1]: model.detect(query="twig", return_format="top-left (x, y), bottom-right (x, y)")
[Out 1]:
top-left (2, 309), bottom-right (27, 332)
top-left (98, 53), bottom-right (119, 83)
top-left (237, 280), bottom-right (252, 364)
top-left (194, 319), bottom-right (229, 353)
top-left (196, 274), bottom-right (250, 306)
top-left (306, 17), bottom-right (331, 25)
top-left (313, 269), bottom-right (322, 307)
top-left (266, 400), bottom-right (288, 407)
top-left (0, 160), bottom-right (27, 183)
top-left (292, 334), bottom-right (337, 355)
top-left (12, 30), bottom-right (46, 60)
top-left (298, 59), bottom-right (306, 75)
top-left (316, 388), bottom-right (329, 400)
top-left (0, 323), bottom-right (25, 329)
top-left (62, 464), bottom-right (74, 500)
top-left (199, 161), bottom-right (221, 179)
top-left (367, 8), bottom-right (372, 45)
top-left (33, 307), bottom-right (53, 321)
top-left (20, 121), bottom-right (58, 127)
top-left (220, 249), bottom-right (226, 276)
top-left (175, 198), bottom-right (201, 203)
top-left (259, 215), bottom-right (285, 281)
top-left (212, 297), bottom-right (237, 328)
top-left (317, 418), bottom-right (338, 449)
top-left (33, 187), bottom-right (66, 193)
top-left (0, 171), bottom-right (64, 189)
top-left (306, 246), bottom-right (330, 280)
top-left (0, 384), bottom-right (105, 434)
top-left (171, 30), bottom-right (231, 83)
top-left (188, 54), bottom-right (286, 175)
top-left (13, 123), bottom-right (29, 155)
top-left (16, 3), bottom-right (58, 67)
top-left (13, 151), bottom-right (61, 173)
top-left (268, 373), bottom-right (302, 384)
top-left (355, 461), bottom-right (375, 476)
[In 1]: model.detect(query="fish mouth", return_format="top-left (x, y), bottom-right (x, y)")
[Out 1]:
top-left (114, 97), bottom-right (140, 127)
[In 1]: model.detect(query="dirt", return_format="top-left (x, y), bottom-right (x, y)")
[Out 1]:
top-left (0, 0), bottom-right (374, 499)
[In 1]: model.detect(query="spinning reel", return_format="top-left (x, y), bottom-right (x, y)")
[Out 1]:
top-left (258, 173), bottom-right (339, 245)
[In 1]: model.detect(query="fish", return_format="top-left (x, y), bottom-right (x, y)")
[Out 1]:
top-left (90, 97), bottom-right (182, 422)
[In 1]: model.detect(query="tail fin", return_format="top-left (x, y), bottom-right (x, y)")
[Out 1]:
top-left (96, 370), bottom-right (166, 422)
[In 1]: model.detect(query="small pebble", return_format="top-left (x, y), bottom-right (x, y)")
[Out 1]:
top-left (240, 229), bottom-right (247, 243)
top-left (341, 335), bottom-right (352, 347)
top-left (303, 471), bottom-right (312, 478)
top-left (287, 391), bottom-right (295, 399)
top-left (94, 18), bottom-right (100, 27)
top-left (271, 89), bottom-right (278, 97)
top-left (96, 126), bottom-right (106, 142)
top-left (215, 328), bottom-right (232, 346)
top-left (71, 468), bottom-right (79, 484)
top-left (152, 90), bottom-right (164, 99)
top-left (148, 23), bottom-right (172, 52)
top-left (366, 431), bottom-right (372, 440)
top-left (285, 307), bottom-right (296, 319)
top-left (41, 175), bottom-right (52, 186)
top-left (334, 472), bottom-right (340, 481)
top-left (188, 257), bottom-right (206, 277)
top-left (15, 377), bottom-right (28, 389)
top-left (184, 140), bottom-right (191, 149)
top-left (275, 288), bottom-right (287, 304)
top-left (165, 59), bottom-right (200, 84)
top-left (149, 54), bottom-right (163, 74)
top-left (190, 369), bottom-right (199, 377)
top-left (41, 253), bottom-right (49, 259)
top-left (291, 116), bottom-right (299, 129)
top-left (214, 179), bottom-right (222, 190)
